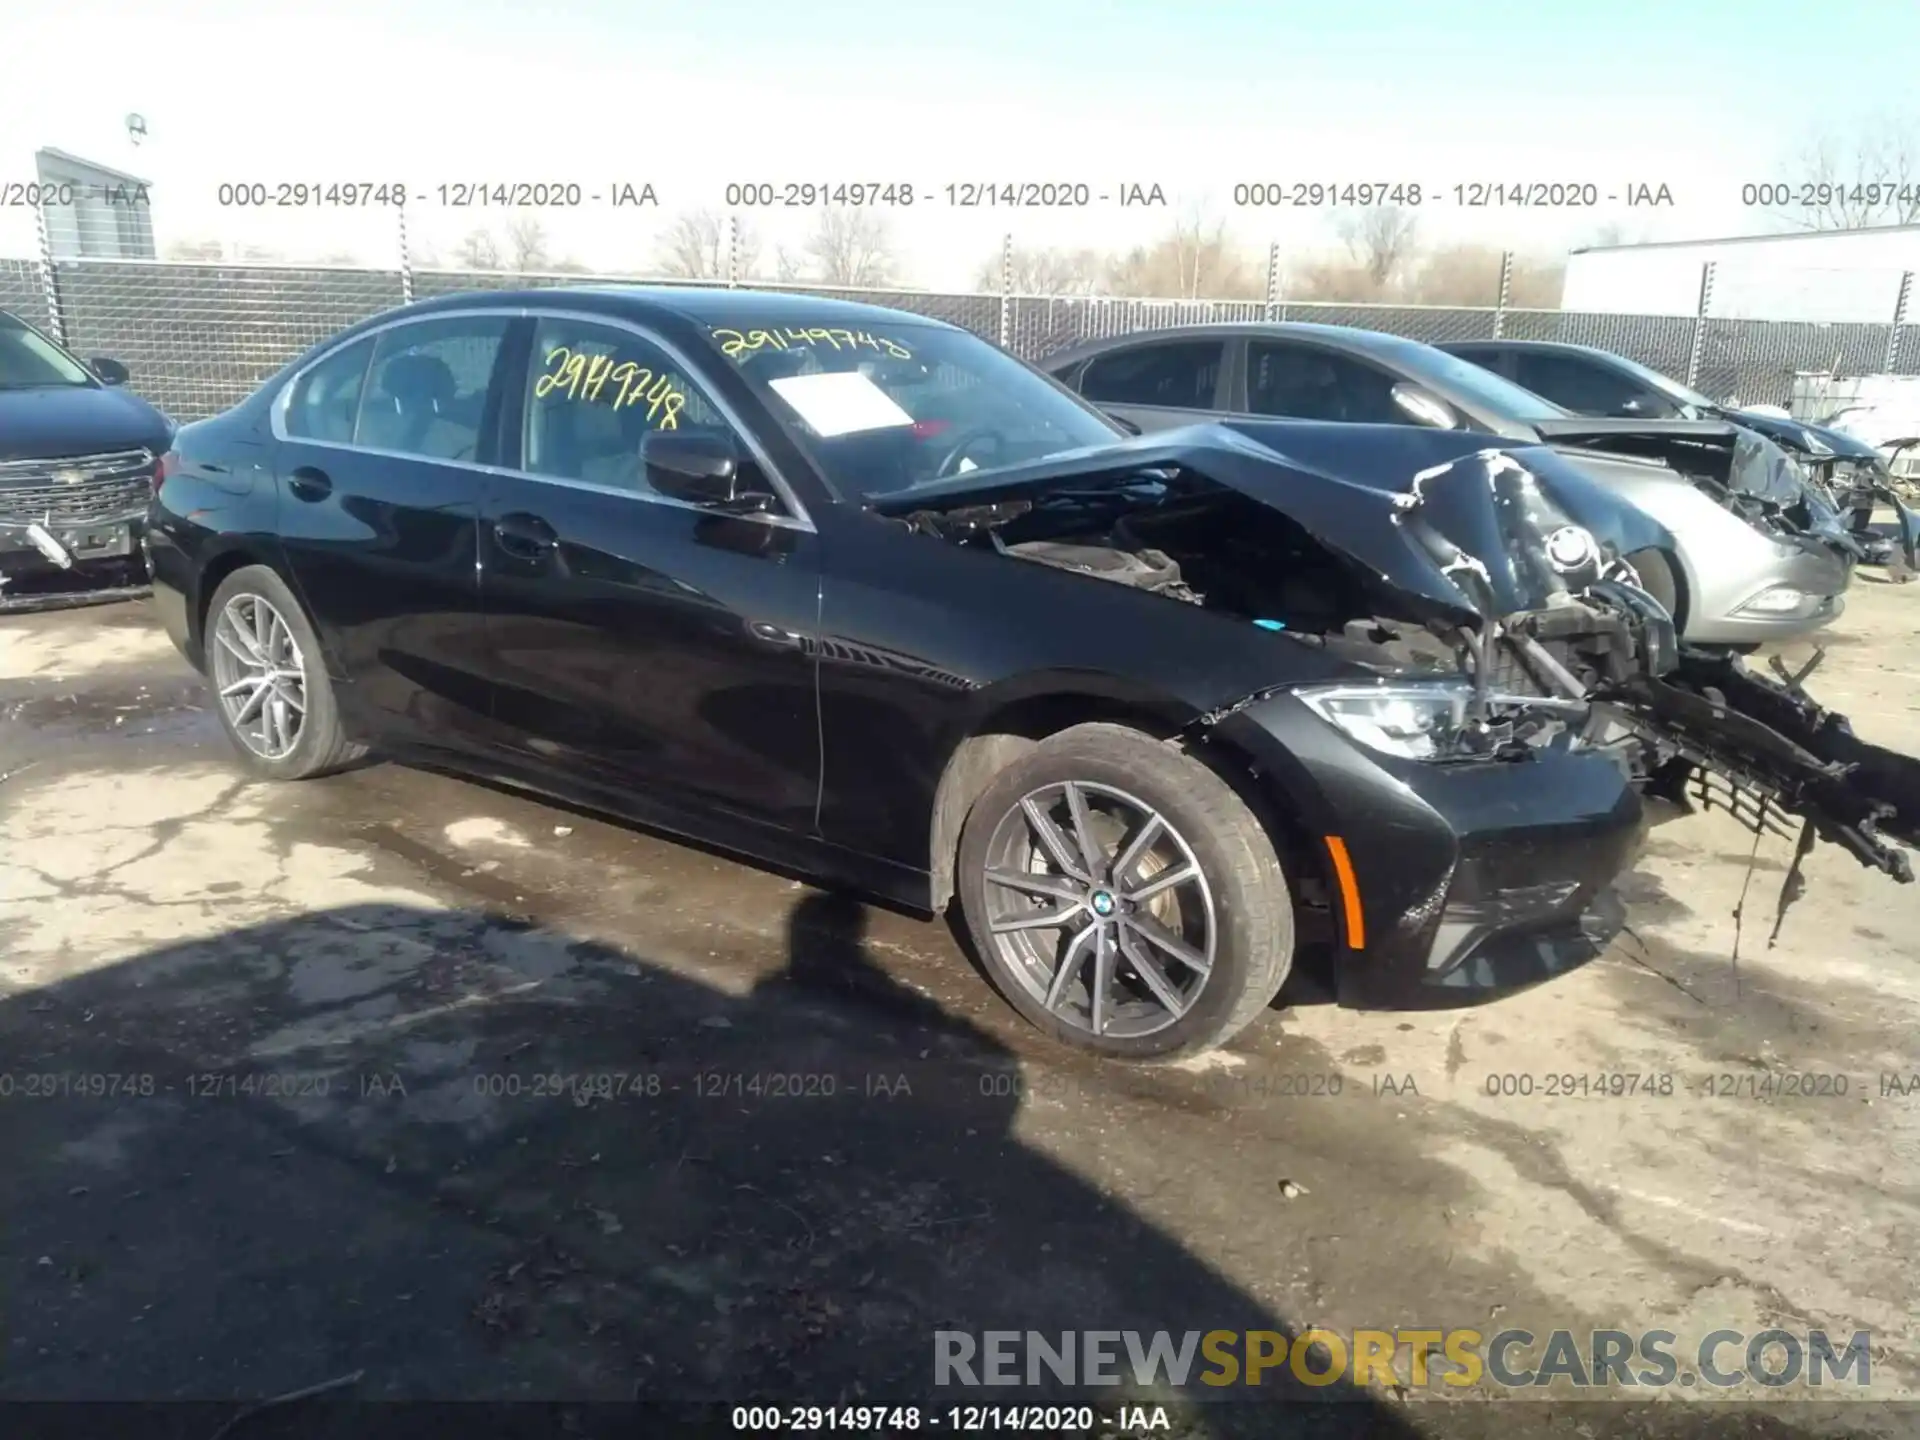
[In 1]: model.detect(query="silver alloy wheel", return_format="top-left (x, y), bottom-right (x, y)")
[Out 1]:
top-left (209, 592), bottom-right (308, 761)
top-left (979, 780), bottom-right (1217, 1039)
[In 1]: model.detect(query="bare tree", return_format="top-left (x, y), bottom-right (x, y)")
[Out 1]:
top-left (1336, 206), bottom-right (1420, 291)
top-left (1106, 211), bottom-right (1259, 300)
top-left (1774, 116), bottom-right (1920, 230)
top-left (1401, 244), bottom-right (1565, 309)
top-left (454, 228), bottom-right (502, 270)
top-left (802, 208), bottom-right (897, 286)
top-left (505, 217), bottom-right (551, 272)
top-left (772, 244), bottom-right (804, 283)
top-left (656, 209), bottom-right (761, 280)
top-left (974, 243), bottom-right (1105, 295)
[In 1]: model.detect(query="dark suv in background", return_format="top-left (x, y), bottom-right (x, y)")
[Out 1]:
top-left (1438, 338), bottom-right (1912, 567)
top-left (0, 308), bottom-right (173, 612)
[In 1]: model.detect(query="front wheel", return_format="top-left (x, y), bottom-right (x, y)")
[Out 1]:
top-left (203, 564), bottom-right (365, 780)
top-left (954, 723), bottom-right (1294, 1061)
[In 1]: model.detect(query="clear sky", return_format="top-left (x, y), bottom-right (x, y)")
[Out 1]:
top-left (3, 0), bottom-right (1917, 287)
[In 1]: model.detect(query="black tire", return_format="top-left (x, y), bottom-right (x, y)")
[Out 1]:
top-left (954, 722), bottom-right (1293, 1061)
top-left (203, 565), bottom-right (365, 780)
top-left (1622, 546), bottom-right (1682, 626)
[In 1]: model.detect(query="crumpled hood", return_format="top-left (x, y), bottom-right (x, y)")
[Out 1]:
top-left (869, 420), bottom-right (1673, 627)
top-left (1722, 406), bottom-right (1881, 462)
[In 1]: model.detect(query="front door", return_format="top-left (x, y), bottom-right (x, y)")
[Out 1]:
top-left (478, 313), bottom-right (822, 835)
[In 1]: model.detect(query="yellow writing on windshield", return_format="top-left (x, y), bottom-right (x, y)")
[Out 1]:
top-left (713, 326), bottom-right (913, 361)
top-left (534, 346), bottom-right (684, 428)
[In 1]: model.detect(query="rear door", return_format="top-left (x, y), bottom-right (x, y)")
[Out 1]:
top-left (1072, 338), bottom-right (1229, 432)
top-left (273, 311), bottom-right (517, 746)
top-left (476, 311), bottom-right (823, 835)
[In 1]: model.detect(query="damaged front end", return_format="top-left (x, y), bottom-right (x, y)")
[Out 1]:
top-left (0, 448), bottom-right (158, 613)
top-left (872, 420), bottom-right (1920, 895)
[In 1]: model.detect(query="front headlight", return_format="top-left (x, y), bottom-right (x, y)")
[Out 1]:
top-left (1295, 682), bottom-right (1471, 761)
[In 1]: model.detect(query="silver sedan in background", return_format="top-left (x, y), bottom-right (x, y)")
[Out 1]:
top-left (1041, 323), bottom-right (1855, 649)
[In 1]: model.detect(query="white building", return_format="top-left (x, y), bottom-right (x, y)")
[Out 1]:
top-left (1562, 225), bottom-right (1920, 324)
top-left (34, 148), bottom-right (155, 261)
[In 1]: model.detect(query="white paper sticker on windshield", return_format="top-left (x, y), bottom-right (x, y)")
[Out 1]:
top-left (769, 371), bottom-right (914, 437)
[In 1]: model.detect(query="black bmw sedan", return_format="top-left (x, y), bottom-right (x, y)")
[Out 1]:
top-left (148, 286), bottom-right (1670, 1058)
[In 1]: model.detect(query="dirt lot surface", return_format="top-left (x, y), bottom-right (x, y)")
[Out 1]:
top-left (3, 581), bottom-right (1919, 1438)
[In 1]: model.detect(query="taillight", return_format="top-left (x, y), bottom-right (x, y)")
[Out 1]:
top-left (153, 449), bottom-right (180, 495)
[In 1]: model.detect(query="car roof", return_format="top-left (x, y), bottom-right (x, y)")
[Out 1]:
top-left (1439, 338), bottom-right (1611, 358)
top-left (1041, 321), bottom-right (1436, 368)
top-left (388, 284), bottom-right (964, 333)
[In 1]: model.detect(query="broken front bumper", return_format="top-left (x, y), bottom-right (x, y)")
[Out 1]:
top-left (0, 517), bottom-right (153, 612)
top-left (1208, 693), bottom-right (1644, 1009)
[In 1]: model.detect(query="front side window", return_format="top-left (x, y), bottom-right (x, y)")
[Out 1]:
top-left (1079, 341), bottom-right (1222, 409)
top-left (706, 320), bottom-right (1120, 499)
top-left (0, 311), bottom-right (94, 390)
top-left (354, 315), bottom-right (510, 461)
top-left (285, 335), bottom-right (375, 443)
top-left (1514, 352), bottom-right (1659, 418)
top-left (1247, 342), bottom-right (1402, 423)
top-left (523, 318), bottom-right (735, 494)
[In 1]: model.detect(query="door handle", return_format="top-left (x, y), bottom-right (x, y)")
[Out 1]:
top-left (287, 465), bottom-right (332, 501)
top-left (493, 511), bottom-right (559, 559)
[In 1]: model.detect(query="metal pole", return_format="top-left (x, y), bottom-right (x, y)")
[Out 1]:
top-left (726, 214), bottom-right (739, 288)
top-left (1686, 261), bottom-right (1716, 391)
top-left (1265, 241), bottom-right (1280, 322)
top-left (32, 193), bottom-right (66, 346)
top-left (998, 233), bottom-right (1013, 348)
top-left (1492, 250), bottom-right (1514, 338)
top-left (396, 200), bottom-right (415, 305)
top-left (1885, 270), bottom-right (1913, 373)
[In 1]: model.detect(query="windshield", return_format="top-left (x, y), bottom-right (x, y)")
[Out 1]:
top-left (1588, 349), bottom-right (1716, 414)
top-left (705, 320), bottom-right (1122, 499)
top-left (0, 312), bottom-right (94, 390)
top-left (1396, 342), bottom-right (1571, 424)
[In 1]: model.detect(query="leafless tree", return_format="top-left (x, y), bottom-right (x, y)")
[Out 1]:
top-left (974, 243), bottom-right (1106, 295)
top-left (772, 245), bottom-right (804, 283)
top-left (1336, 206), bottom-right (1420, 290)
top-left (1400, 244), bottom-right (1566, 309)
top-left (656, 209), bottom-right (762, 280)
top-left (505, 217), bottom-right (551, 272)
top-left (802, 208), bottom-right (897, 286)
top-left (1774, 116), bottom-right (1920, 229)
top-left (454, 228), bottom-right (502, 270)
top-left (1106, 210), bottom-right (1260, 300)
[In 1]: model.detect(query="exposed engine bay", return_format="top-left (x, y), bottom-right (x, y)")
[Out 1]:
top-left (878, 422), bottom-right (1920, 893)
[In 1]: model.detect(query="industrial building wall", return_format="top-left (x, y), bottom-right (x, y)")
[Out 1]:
top-left (1564, 228), bottom-right (1920, 323)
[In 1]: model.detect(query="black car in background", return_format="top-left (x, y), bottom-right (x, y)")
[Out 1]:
top-left (1437, 338), bottom-right (1913, 566)
top-left (0, 308), bottom-right (173, 611)
top-left (147, 288), bottom-right (1920, 1059)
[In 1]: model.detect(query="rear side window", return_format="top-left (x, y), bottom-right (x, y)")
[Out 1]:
top-left (354, 315), bottom-right (511, 461)
top-left (1079, 342), bottom-right (1222, 408)
top-left (285, 336), bottom-right (374, 443)
top-left (1447, 345), bottom-right (1510, 379)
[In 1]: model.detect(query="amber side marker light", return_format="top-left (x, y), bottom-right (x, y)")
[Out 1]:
top-left (1324, 836), bottom-right (1366, 950)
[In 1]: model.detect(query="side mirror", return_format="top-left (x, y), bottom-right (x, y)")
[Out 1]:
top-left (643, 430), bottom-right (775, 513)
top-left (1390, 382), bottom-right (1457, 429)
top-left (90, 357), bottom-right (130, 386)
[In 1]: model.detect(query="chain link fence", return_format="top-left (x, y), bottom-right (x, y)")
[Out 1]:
top-left (9, 253), bottom-right (1920, 424)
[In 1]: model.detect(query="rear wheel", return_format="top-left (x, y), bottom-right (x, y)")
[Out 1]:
top-left (204, 565), bottom-right (364, 780)
top-left (954, 723), bottom-right (1293, 1061)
